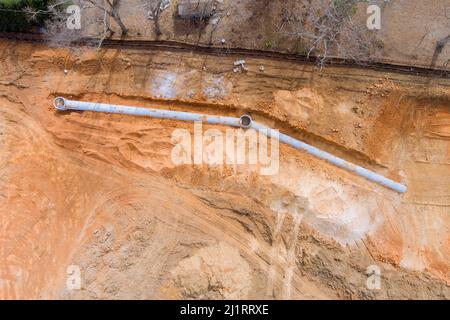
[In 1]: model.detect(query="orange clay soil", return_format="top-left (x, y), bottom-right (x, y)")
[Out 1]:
top-left (0, 40), bottom-right (449, 299)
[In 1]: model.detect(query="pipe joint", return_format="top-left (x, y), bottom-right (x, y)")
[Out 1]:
top-left (54, 97), bottom-right (67, 110)
top-left (239, 114), bottom-right (253, 129)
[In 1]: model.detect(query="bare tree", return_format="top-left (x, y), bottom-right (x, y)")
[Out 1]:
top-left (85, 0), bottom-right (128, 36)
top-left (280, 0), bottom-right (368, 66)
top-left (24, 0), bottom-right (128, 47)
top-left (141, 0), bottom-right (171, 37)
top-left (431, 34), bottom-right (450, 68)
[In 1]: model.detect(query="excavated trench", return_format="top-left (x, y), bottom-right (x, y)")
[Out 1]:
top-left (0, 40), bottom-right (449, 299)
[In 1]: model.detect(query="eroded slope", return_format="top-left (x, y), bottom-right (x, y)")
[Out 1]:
top-left (0, 41), bottom-right (449, 299)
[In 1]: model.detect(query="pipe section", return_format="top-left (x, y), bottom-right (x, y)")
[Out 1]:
top-left (251, 122), bottom-right (407, 193)
top-left (54, 97), bottom-right (243, 128)
top-left (54, 97), bottom-right (407, 193)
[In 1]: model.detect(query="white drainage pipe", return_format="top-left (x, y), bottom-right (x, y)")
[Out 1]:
top-left (54, 97), bottom-right (407, 193)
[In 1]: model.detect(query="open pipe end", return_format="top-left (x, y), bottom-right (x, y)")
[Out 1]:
top-left (239, 114), bottom-right (253, 129)
top-left (54, 97), bottom-right (66, 110)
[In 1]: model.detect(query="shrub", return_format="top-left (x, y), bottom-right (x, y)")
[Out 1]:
top-left (0, 0), bottom-right (50, 32)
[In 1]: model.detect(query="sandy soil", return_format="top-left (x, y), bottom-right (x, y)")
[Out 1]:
top-left (92, 0), bottom-right (450, 69)
top-left (0, 40), bottom-right (449, 299)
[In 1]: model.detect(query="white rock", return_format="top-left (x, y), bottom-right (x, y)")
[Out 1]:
top-left (234, 60), bottom-right (246, 66)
